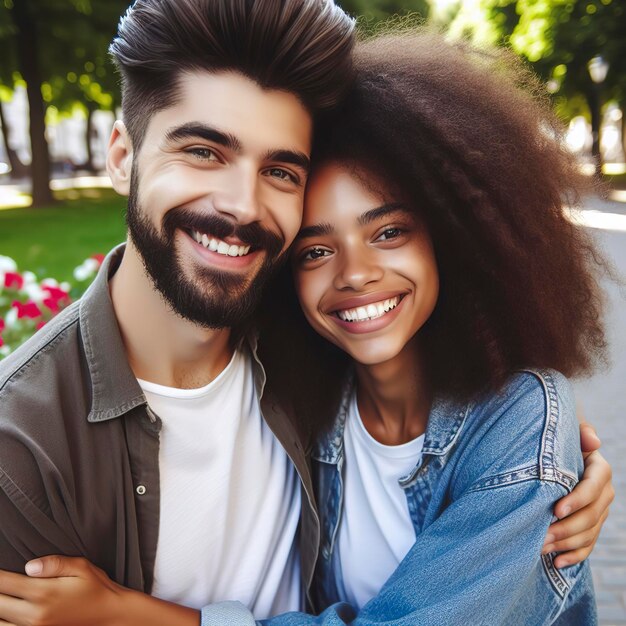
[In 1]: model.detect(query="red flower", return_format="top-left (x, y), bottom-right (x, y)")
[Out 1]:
top-left (42, 285), bottom-right (71, 313)
top-left (91, 254), bottom-right (105, 265)
top-left (36, 321), bottom-right (46, 331)
top-left (43, 298), bottom-right (60, 313)
top-left (12, 301), bottom-right (43, 319)
top-left (4, 272), bottom-right (24, 290)
top-left (0, 319), bottom-right (4, 333)
top-left (0, 335), bottom-right (4, 348)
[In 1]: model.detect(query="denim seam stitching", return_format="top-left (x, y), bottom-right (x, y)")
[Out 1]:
top-left (521, 368), bottom-right (558, 480)
top-left (541, 552), bottom-right (570, 599)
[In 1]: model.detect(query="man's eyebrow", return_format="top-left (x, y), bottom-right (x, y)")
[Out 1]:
top-left (165, 123), bottom-right (242, 152)
top-left (295, 222), bottom-right (334, 240)
top-left (263, 149), bottom-right (311, 174)
top-left (358, 203), bottom-right (409, 225)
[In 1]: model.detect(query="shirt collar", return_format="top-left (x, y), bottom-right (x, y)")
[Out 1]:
top-left (313, 374), bottom-right (471, 463)
top-left (80, 244), bottom-right (268, 423)
top-left (80, 244), bottom-right (147, 422)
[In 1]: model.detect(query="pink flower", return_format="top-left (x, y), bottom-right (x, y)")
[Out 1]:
top-left (0, 319), bottom-right (4, 333)
top-left (91, 254), bottom-right (105, 265)
top-left (4, 272), bottom-right (24, 290)
top-left (12, 301), bottom-right (43, 319)
top-left (36, 321), bottom-right (46, 331)
top-left (0, 335), bottom-right (3, 348)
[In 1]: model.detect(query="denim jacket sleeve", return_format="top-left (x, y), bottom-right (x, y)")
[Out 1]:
top-left (202, 370), bottom-right (594, 626)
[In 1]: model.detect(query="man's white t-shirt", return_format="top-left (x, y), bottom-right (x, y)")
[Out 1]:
top-left (338, 392), bottom-right (425, 610)
top-left (138, 349), bottom-right (301, 619)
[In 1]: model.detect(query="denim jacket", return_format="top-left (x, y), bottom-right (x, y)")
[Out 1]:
top-left (203, 369), bottom-right (597, 626)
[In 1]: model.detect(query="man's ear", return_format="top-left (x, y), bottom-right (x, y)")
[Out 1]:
top-left (107, 120), bottom-right (133, 196)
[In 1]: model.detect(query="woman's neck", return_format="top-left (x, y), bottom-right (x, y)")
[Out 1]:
top-left (355, 336), bottom-right (431, 446)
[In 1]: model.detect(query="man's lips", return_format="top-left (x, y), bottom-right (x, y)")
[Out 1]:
top-left (180, 229), bottom-right (262, 270)
top-left (188, 228), bottom-right (253, 257)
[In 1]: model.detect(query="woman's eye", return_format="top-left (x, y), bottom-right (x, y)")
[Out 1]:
top-left (377, 227), bottom-right (404, 241)
top-left (186, 147), bottom-right (219, 161)
top-left (303, 247), bottom-right (330, 261)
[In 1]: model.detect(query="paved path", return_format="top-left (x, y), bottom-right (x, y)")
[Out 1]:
top-left (573, 196), bottom-right (626, 624)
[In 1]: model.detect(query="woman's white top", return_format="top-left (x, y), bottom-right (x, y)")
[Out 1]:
top-left (338, 392), bottom-right (425, 610)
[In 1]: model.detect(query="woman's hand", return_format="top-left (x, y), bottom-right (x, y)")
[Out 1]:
top-left (544, 422), bottom-right (614, 568)
top-left (0, 557), bottom-right (200, 626)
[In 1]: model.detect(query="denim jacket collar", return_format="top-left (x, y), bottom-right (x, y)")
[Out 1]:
top-left (313, 373), bottom-right (471, 467)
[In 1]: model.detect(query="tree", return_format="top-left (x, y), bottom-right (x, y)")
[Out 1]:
top-left (0, 0), bottom-right (126, 207)
top-left (338, 0), bottom-right (430, 31)
top-left (431, 0), bottom-right (626, 120)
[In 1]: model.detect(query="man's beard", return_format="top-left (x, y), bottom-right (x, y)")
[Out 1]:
top-left (126, 174), bottom-right (286, 329)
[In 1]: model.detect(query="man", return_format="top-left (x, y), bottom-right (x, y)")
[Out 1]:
top-left (0, 0), bottom-right (354, 621)
top-left (0, 1), bottom-right (613, 625)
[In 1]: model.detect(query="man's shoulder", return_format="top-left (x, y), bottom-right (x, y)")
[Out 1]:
top-left (0, 300), bottom-right (82, 395)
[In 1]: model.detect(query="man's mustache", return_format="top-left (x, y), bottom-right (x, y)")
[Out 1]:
top-left (163, 207), bottom-right (284, 257)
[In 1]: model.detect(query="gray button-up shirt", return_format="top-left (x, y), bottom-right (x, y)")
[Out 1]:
top-left (0, 245), bottom-right (319, 602)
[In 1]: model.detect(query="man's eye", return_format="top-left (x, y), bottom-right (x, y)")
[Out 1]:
top-left (266, 168), bottom-right (298, 184)
top-left (186, 147), bottom-right (219, 161)
top-left (377, 227), bottom-right (404, 241)
top-left (303, 247), bottom-right (330, 261)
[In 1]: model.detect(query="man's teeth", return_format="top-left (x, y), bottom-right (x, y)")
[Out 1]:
top-left (336, 296), bottom-right (401, 322)
top-left (191, 230), bottom-right (251, 257)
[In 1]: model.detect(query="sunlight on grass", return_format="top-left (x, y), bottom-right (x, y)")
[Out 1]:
top-left (0, 187), bottom-right (127, 282)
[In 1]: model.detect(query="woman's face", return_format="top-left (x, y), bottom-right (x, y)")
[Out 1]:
top-left (293, 162), bottom-right (439, 366)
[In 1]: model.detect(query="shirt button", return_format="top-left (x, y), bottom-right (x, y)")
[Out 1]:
top-left (136, 485), bottom-right (147, 496)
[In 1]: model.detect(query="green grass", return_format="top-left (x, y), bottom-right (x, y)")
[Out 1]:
top-left (606, 172), bottom-right (626, 189)
top-left (0, 188), bottom-right (127, 283)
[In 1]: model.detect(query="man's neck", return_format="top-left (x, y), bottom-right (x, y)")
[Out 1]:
top-left (110, 242), bottom-right (234, 389)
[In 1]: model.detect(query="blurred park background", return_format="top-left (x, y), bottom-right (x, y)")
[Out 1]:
top-left (1, 0), bottom-right (626, 623)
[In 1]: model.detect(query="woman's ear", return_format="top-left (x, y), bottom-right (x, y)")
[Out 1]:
top-left (106, 120), bottom-right (133, 196)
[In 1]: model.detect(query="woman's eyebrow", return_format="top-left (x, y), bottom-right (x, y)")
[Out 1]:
top-left (295, 222), bottom-right (334, 241)
top-left (358, 202), bottom-right (408, 225)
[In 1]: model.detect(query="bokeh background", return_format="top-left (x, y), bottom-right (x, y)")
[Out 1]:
top-left (0, 0), bottom-right (625, 623)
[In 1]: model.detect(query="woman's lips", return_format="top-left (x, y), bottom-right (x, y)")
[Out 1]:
top-left (328, 294), bottom-right (407, 335)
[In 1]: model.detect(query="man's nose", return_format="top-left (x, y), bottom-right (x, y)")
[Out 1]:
top-left (212, 166), bottom-right (265, 225)
top-left (333, 248), bottom-right (384, 291)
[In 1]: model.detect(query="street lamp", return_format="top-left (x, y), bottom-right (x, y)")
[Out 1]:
top-left (587, 55), bottom-right (609, 176)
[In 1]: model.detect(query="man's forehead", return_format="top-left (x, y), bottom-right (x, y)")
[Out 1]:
top-left (148, 70), bottom-right (313, 152)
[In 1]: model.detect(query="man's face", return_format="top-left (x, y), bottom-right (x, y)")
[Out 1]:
top-left (124, 71), bottom-right (312, 328)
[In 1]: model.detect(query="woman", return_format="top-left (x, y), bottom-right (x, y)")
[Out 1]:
top-left (0, 31), bottom-right (614, 626)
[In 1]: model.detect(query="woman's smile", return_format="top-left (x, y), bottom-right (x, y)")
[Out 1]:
top-left (293, 163), bottom-right (439, 366)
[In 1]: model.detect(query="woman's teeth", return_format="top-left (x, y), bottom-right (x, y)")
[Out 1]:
top-left (191, 230), bottom-right (251, 257)
top-left (336, 296), bottom-right (401, 322)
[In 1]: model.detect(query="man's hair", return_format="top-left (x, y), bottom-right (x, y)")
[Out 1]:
top-left (109, 0), bottom-right (355, 150)
top-left (257, 30), bottom-right (611, 441)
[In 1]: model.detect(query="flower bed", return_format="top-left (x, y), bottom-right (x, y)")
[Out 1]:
top-left (0, 254), bottom-right (105, 359)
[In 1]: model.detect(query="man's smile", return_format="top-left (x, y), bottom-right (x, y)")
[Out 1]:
top-left (190, 229), bottom-right (252, 257)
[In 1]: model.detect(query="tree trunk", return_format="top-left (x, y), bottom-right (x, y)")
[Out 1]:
top-left (586, 87), bottom-right (603, 178)
top-left (0, 99), bottom-right (30, 179)
top-left (10, 0), bottom-right (55, 207)
top-left (85, 104), bottom-right (96, 172)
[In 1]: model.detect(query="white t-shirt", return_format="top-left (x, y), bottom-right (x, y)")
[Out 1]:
top-left (338, 392), bottom-right (425, 610)
top-left (138, 349), bottom-right (301, 619)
